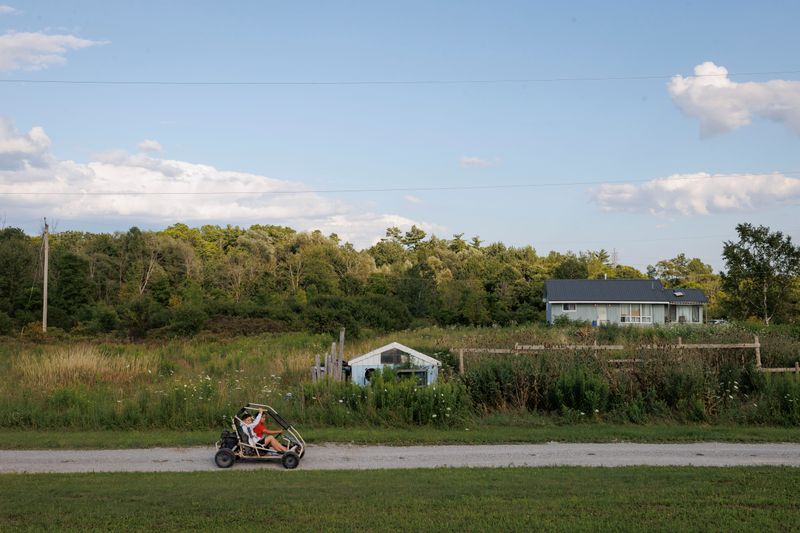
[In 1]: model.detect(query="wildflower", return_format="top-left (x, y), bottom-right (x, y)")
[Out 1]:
top-left (446, 407), bottom-right (451, 411)
top-left (432, 414), bottom-right (437, 418)
top-left (594, 409), bottom-right (599, 413)
top-left (580, 412), bottom-right (585, 416)
top-left (728, 395), bottom-right (734, 400)
top-left (338, 399), bottom-right (344, 403)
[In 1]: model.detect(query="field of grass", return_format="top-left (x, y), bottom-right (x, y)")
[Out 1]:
top-left (1, 324), bottom-right (799, 433)
top-left (2, 467), bottom-right (798, 531)
top-left (1, 421), bottom-right (799, 449)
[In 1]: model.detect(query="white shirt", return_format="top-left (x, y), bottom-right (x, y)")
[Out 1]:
top-left (240, 412), bottom-right (263, 446)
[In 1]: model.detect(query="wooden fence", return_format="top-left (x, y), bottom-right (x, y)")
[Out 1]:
top-left (311, 328), bottom-right (347, 382)
top-left (454, 335), bottom-right (799, 377)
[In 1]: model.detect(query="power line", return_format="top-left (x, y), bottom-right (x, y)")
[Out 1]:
top-left (1, 69), bottom-right (799, 87)
top-left (2, 171), bottom-right (800, 196)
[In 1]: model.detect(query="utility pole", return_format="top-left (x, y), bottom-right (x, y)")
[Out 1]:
top-left (42, 218), bottom-right (48, 333)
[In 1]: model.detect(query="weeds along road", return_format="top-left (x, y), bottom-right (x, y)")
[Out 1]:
top-left (2, 443), bottom-right (800, 473)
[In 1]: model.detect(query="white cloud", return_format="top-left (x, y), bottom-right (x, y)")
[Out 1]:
top-left (0, 31), bottom-right (105, 71)
top-left (669, 61), bottom-right (800, 136)
top-left (137, 139), bottom-right (163, 153)
top-left (460, 156), bottom-right (494, 168)
top-left (0, 117), bottom-right (52, 170)
top-left (591, 172), bottom-right (800, 215)
top-left (403, 195), bottom-right (423, 204)
top-left (0, 118), bottom-right (439, 247)
top-left (0, 5), bottom-right (17, 15)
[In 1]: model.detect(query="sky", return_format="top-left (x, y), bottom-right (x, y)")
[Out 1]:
top-left (1, 1), bottom-right (799, 271)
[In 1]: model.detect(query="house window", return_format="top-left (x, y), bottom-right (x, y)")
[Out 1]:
top-left (562, 303), bottom-right (577, 312)
top-left (380, 349), bottom-right (408, 365)
top-left (620, 304), bottom-right (652, 324)
top-left (676, 305), bottom-right (693, 324)
top-left (692, 306), bottom-right (700, 323)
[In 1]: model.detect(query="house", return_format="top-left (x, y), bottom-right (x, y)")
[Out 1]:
top-left (544, 279), bottom-right (707, 326)
top-left (348, 342), bottom-right (441, 386)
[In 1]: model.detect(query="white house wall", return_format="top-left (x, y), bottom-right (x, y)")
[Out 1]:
top-left (549, 303), bottom-right (676, 325)
top-left (351, 363), bottom-right (438, 386)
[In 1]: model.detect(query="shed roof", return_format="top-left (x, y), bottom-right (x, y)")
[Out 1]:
top-left (544, 279), bottom-right (707, 304)
top-left (348, 342), bottom-right (441, 366)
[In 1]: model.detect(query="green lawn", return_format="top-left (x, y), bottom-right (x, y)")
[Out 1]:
top-left (1, 423), bottom-right (799, 449)
top-left (1, 467), bottom-right (798, 532)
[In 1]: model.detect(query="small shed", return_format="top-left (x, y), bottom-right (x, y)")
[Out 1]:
top-left (348, 342), bottom-right (441, 387)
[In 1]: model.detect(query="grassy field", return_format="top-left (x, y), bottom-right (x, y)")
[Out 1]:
top-left (1, 422), bottom-right (798, 449)
top-left (2, 324), bottom-right (799, 433)
top-left (1, 467), bottom-right (798, 532)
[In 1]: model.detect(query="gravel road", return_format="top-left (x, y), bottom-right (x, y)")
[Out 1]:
top-left (2, 443), bottom-right (800, 473)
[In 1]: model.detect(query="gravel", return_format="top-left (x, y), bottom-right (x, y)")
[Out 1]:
top-left (2, 442), bottom-right (800, 473)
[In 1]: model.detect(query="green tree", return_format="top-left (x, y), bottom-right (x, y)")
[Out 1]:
top-left (0, 228), bottom-right (38, 319)
top-left (401, 225), bottom-right (427, 249)
top-left (649, 253), bottom-right (714, 287)
top-left (721, 223), bottom-right (800, 324)
top-left (552, 255), bottom-right (588, 279)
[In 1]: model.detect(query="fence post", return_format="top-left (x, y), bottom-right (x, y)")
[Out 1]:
top-left (795, 361), bottom-right (799, 381)
top-left (677, 337), bottom-right (682, 347)
top-left (338, 328), bottom-right (346, 380)
top-left (754, 335), bottom-right (762, 369)
top-left (459, 348), bottom-right (465, 375)
top-left (330, 342), bottom-right (338, 381)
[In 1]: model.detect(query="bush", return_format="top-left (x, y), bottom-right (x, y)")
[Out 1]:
top-left (298, 372), bottom-right (471, 427)
top-left (303, 296), bottom-right (361, 338)
top-left (169, 305), bottom-right (208, 336)
top-left (550, 365), bottom-right (609, 414)
top-left (462, 356), bottom-right (548, 411)
top-left (0, 310), bottom-right (13, 336)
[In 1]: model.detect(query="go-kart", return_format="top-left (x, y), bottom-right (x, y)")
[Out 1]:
top-left (214, 403), bottom-right (306, 469)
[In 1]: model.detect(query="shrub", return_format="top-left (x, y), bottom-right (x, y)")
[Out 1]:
top-left (0, 311), bottom-right (13, 336)
top-left (169, 305), bottom-right (208, 336)
top-left (298, 372), bottom-right (471, 427)
top-left (550, 365), bottom-right (609, 414)
top-left (462, 356), bottom-right (547, 411)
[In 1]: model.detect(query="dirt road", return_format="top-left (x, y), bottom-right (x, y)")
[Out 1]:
top-left (2, 442), bottom-right (800, 473)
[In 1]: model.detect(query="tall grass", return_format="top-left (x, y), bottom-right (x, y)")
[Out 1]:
top-left (462, 353), bottom-right (800, 425)
top-left (1, 325), bottom-right (799, 431)
top-left (13, 345), bottom-right (158, 387)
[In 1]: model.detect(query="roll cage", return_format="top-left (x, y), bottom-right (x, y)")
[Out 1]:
top-left (219, 403), bottom-right (306, 460)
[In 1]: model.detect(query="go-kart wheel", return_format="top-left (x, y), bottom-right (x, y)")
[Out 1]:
top-left (281, 451), bottom-right (299, 469)
top-left (215, 449), bottom-right (235, 468)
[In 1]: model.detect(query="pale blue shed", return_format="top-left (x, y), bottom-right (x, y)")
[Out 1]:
top-left (348, 342), bottom-right (441, 387)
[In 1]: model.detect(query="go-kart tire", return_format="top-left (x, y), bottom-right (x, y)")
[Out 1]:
top-left (281, 451), bottom-right (299, 469)
top-left (215, 449), bottom-right (235, 469)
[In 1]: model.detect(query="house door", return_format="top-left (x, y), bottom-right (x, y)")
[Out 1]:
top-left (597, 305), bottom-right (607, 325)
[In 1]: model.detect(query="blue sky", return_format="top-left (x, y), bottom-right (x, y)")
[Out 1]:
top-left (1, 1), bottom-right (799, 270)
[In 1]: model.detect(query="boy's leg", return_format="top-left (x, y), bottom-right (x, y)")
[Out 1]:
top-left (264, 436), bottom-right (287, 452)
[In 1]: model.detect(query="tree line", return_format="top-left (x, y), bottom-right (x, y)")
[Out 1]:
top-left (0, 222), bottom-right (797, 338)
